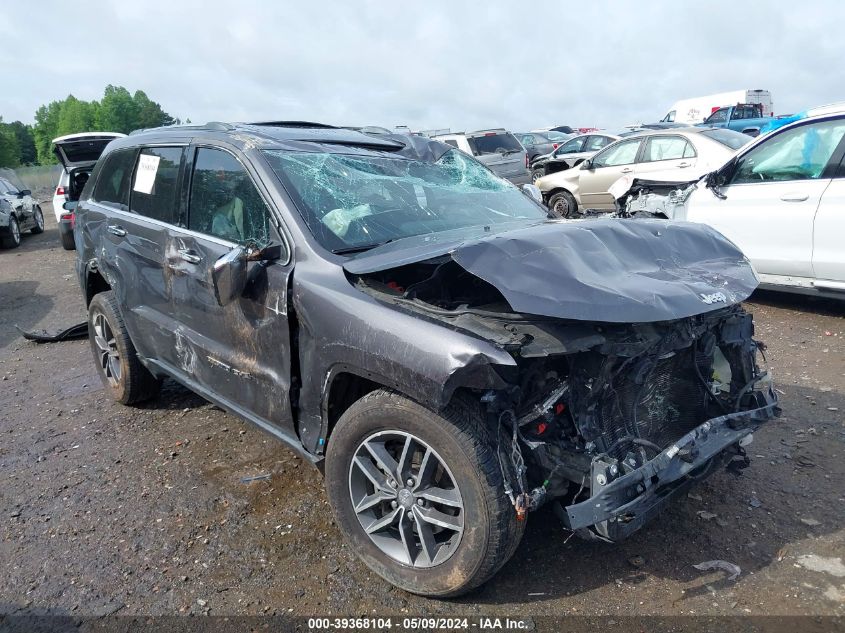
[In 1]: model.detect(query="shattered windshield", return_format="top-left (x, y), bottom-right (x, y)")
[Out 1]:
top-left (263, 148), bottom-right (547, 252)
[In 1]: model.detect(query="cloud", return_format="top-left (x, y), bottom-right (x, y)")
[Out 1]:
top-left (2, 0), bottom-right (844, 132)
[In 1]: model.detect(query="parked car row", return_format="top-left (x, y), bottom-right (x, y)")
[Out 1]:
top-left (0, 175), bottom-right (44, 248)
top-left (535, 127), bottom-right (750, 217)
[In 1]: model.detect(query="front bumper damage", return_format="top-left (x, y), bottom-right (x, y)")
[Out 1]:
top-left (556, 388), bottom-right (779, 541)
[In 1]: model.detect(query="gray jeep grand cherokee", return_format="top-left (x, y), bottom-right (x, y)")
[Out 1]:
top-left (75, 122), bottom-right (778, 597)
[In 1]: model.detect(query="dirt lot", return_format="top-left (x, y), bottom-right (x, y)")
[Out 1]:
top-left (1, 203), bottom-right (843, 619)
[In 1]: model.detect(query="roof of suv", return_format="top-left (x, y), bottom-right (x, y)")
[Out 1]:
top-left (118, 121), bottom-right (406, 152)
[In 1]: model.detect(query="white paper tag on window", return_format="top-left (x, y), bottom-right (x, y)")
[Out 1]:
top-left (133, 154), bottom-right (160, 194)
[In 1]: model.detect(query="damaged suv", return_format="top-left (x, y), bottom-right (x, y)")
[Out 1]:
top-left (75, 122), bottom-right (778, 597)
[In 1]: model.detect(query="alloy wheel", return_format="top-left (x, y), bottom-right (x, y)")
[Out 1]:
top-left (92, 311), bottom-right (121, 386)
top-left (348, 430), bottom-right (464, 568)
top-left (10, 217), bottom-right (20, 244)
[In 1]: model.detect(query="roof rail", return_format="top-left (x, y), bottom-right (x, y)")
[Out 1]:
top-left (128, 121), bottom-right (235, 136)
top-left (247, 121), bottom-right (338, 129)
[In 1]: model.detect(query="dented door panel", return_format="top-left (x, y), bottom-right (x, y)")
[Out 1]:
top-left (165, 226), bottom-right (295, 435)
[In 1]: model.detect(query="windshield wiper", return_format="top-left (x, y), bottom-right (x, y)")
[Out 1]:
top-left (332, 239), bottom-right (396, 255)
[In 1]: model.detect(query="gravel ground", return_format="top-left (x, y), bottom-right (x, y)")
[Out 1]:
top-left (1, 203), bottom-right (843, 619)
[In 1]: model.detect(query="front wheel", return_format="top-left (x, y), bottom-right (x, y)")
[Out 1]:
top-left (325, 390), bottom-right (524, 597)
top-left (1, 216), bottom-right (21, 249)
top-left (548, 190), bottom-right (579, 218)
top-left (531, 169), bottom-right (545, 183)
top-left (30, 206), bottom-right (45, 234)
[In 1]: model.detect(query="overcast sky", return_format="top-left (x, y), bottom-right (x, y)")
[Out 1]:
top-left (2, 1), bottom-right (844, 132)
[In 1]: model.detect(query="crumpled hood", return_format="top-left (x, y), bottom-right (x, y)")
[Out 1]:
top-left (344, 219), bottom-right (759, 323)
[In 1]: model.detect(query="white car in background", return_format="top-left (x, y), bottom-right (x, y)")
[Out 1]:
top-left (648, 110), bottom-right (845, 298)
top-left (535, 128), bottom-right (749, 217)
top-left (51, 132), bottom-right (125, 222)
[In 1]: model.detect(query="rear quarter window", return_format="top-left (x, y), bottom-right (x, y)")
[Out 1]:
top-left (467, 133), bottom-right (522, 156)
top-left (92, 149), bottom-right (138, 211)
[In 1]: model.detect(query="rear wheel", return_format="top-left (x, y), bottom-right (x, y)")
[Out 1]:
top-left (325, 390), bottom-right (524, 597)
top-left (1, 216), bottom-right (21, 249)
top-left (88, 291), bottom-right (160, 405)
top-left (30, 206), bottom-right (44, 234)
top-left (548, 190), bottom-right (578, 218)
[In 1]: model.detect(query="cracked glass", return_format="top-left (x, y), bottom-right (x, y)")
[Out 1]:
top-left (263, 148), bottom-right (546, 251)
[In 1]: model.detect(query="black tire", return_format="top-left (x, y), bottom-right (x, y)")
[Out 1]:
top-left (548, 190), bottom-right (579, 219)
top-left (30, 206), bottom-right (45, 234)
top-left (60, 228), bottom-right (75, 250)
top-left (325, 389), bottom-right (525, 597)
top-left (531, 168), bottom-right (545, 183)
top-left (88, 291), bottom-right (160, 405)
top-left (1, 216), bottom-right (21, 249)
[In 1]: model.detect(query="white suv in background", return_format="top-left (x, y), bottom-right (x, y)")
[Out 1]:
top-left (431, 129), bottom-right (531, 185)
top-left (51, 132), bottom-right (125, 221)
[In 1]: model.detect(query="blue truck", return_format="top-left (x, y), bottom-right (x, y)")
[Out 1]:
top-left (696, 103), bottom-right (775, 137)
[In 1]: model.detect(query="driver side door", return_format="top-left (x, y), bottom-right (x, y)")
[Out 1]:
top-left (687, 118), bottom-right (845, 279)
top-left (166, 144), bottom-right (296, 438)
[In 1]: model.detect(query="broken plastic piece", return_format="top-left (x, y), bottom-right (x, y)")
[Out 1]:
top-left (16, 322), bottom-right (88, 343)
top-left (240, 473), bottom-right (272, 483)
top-left (693, 559), bottom-right (741, 581)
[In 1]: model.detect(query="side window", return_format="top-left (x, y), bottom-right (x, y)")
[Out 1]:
top-left (642, 136), bottom-right (689, 162)
top-left (591, 139), bottom-right (641, 168)
top-left (683, 141), bottom-right (697, 158)
top-left (557, 137), bottom-right (584, 155)
top-left (583, 136), bottom-right (608, 152)
top-left (188, 147), bottom-right (271, 244)
top-left (706, 108), bottom-right (729, 124)
top-left (92, 149), bottom-right (137, 210)
top-left (729, 119), bottom-right (845, 184)
top-left (443, 139), bottom-right (459, 148)
top-left (129, 147), bottom-right (184, 223)
top-left (0, 178), bottom-right (14, 194)
top-left (665, 111), bottom-right (676, 123)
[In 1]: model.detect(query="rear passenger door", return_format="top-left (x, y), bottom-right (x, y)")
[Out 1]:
top-left (166, 145), bottom-right (296, 436)
top-left (637, 135), bottom-right (696, 175)
top-left (86, 145), bottom-right (186, 364)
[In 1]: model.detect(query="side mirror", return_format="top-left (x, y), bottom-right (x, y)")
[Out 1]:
top-left (246, 241), bottom-right (284, 262)
top-left (581, 160), bottom-right (593, 170)
top-left (521, 183), bottom-right (543, 204)
top-left (212, 246), bottom-right (248, 306)
top-left (19, 189), bottom-right (31, 197)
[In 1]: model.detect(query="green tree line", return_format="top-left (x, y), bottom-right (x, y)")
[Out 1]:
top-left (0, 85), bottom-right (178, 168)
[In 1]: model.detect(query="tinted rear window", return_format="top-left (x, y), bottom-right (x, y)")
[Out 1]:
top-left (467, 133), bottom-right (522, 155)
top-left (699, 128), bottom-right (753, 151)
top-left (130, 147), bottom-right (184, 224)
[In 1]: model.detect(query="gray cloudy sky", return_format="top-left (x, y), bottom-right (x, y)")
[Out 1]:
top-left (2, 1), bottom-right (844, 132)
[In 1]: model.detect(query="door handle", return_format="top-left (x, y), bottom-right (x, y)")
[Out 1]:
top-left (178, 249), bottom-right (201, 264)
top-left (620, 167), bottom-right (633, 173)
top-left (780, 193), bottom-right (809, 202)
top-left (677, 162), bottom-right (690, 168)
top-left (107, 225), bottom-right (126, 237)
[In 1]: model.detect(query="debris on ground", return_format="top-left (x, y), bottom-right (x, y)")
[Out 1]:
top-left (693, 560), bottom-right (742, 581)
top-left (697, 511), bottom-right (718, 520)
top-left (16, 322), bottom-right (88, 343)
top-left (628, 555), bottom-right (646, 568)
top-left (241, 473), bottom-right (272, 483)
top-left (801, 518), bottom-right (822, 527)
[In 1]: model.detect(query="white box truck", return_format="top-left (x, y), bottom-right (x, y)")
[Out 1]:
top-left (661, 90), bottom-right (774, 125)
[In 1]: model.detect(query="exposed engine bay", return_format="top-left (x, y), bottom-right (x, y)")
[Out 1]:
top-left (352, 245), bottom-right (778, 541)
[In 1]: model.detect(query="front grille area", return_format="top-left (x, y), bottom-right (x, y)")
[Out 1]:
top-left (597, 348), bottom-right (712, 460)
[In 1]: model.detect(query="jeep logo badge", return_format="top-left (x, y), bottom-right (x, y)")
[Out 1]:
top-left (700, 292), bottom-right (727, 305)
